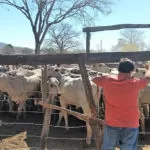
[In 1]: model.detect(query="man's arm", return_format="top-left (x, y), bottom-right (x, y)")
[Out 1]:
top-left (92, 76), bottom-right (106, 87)
top-left (145, 77), bottom-right (150, 84)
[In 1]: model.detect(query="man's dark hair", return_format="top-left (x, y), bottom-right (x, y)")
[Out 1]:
top-left (118, 58), bottom-right (135, 73)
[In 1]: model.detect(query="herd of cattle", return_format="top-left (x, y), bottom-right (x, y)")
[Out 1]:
top-left (0, 62), bottom-right (149, 145)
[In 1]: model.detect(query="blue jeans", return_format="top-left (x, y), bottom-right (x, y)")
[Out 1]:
top-left (102, 125), bottom-right (139, 150)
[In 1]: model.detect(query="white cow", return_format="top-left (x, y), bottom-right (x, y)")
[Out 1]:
top-left (5, 68), bottom-right (42, 112)
top-left (7, 67), bottom-right (42, 77)
top-left (90, 63), bottom-right (111, 73)
top-left (0, 73), bottom-right (41, 120)
top-left (47, 66), bottom-right (102, 145)
top-left (47, 77), bottom-right (61, 100)
top-left (133, 65), bottom-right (150, 135)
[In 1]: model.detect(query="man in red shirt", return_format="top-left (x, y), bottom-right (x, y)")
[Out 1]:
top-left (92, 58), bottom-right (150, 150)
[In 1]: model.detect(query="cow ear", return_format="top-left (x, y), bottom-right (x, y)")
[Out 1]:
top-left (57, 64), bottom-right (60, 68)
top-left (135, 68), bottom-right (139, 72)
top-left (145, 64), bottom-right (149, 70)
top-left (99, 64), bottom-right (102, 67)
top-left (55, 68), bottom-right (59, 72)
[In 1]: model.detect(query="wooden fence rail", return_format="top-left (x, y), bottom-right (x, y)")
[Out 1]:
top-left (83, 24), bottom-right (150, 32)
top-left (0, 51), bottom-right (150, 65)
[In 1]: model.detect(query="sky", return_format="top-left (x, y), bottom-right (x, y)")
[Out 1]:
top-left (0, 0), bottom-right (150, 52)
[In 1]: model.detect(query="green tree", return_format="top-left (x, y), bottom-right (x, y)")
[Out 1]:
top-left (2, 44), bottom-right (15, 55)
top-left (0, 0), bottom-right (114, 54)
top-left (112, 29), bottom-right (146, 52)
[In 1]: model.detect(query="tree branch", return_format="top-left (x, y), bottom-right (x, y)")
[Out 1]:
top-left (22, 0), bottom-right (34, 30)
top-left (34, 0), bottom-right (41, 29)
top-left (38, 0), bottom-right (56, 42)
top-left (0, 0), bottom-right (29, 19)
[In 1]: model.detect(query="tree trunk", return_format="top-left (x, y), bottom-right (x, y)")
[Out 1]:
top-left (35, 42), bottom-right (41, 54)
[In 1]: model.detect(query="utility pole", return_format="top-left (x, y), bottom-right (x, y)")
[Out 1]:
top-left (100, 40), bottom-right (102, 52)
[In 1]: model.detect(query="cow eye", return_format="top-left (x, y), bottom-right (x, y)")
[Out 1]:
top-left (50, 84), bottom-right (53, 88)
top-left (135, 69), bottom-right (139, 72)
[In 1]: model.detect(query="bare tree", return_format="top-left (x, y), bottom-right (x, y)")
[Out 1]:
top-left (0, 0), bottom-right (113, 54)
top-left (45, 23), bottom-right (81, 53)
top-left (113, 29), bottom-right (146, 52)
top-left (41, 46), bottom-right (58, 54)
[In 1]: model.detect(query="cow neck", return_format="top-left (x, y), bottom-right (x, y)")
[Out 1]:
top-left (57, 73), bottom-right (70, 86)
top-left (56, 72), bottom-right (62, 82)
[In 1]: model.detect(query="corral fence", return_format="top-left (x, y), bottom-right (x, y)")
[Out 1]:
top-left (0, 24), bottom-right (150, 150)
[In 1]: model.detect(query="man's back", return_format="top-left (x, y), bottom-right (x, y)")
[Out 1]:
top-left (93, 75), bottom-right (147, 128)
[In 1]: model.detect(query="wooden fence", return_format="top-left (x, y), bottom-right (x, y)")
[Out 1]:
top-left (0, 51), bottom-right (150, 150)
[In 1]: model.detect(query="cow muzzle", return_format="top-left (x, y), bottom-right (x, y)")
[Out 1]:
top-left (57, 93), bottom-right (61, 97)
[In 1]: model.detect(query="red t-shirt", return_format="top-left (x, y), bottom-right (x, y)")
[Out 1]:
top-left (92, 75), bottom-right (147, 128)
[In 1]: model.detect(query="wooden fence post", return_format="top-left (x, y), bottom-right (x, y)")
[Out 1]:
top-left (40, 65), bottom-right (53, 150)
top-left (78, 54), bottom-right (103, 150)
top-left (41, 65), bottom-right (47, 108)
top-left (86, 32), bottom-right (91, 55)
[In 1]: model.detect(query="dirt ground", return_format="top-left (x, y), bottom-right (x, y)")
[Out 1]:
top-left (0, 112), bottom-right (150, 150)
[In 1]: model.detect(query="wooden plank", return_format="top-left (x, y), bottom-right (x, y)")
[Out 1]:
top-left (38, 101), bottom-right (105, 126)
top-left (0, 51), bottom-right (149, 65)
top-left (83, 24), bottom-right (150, 32)
top-left (40, 66), bottom-right (52, 150)
top-left (87, 51), bottom-right (150, 63)
top-left (0, 54), bottom-right (79, 65)
top-left (78, 54), bottom-right (103, 150)
top-left (41, 65), bottom-right (47, 108)
top-left (78, 54), bottom-right (97, 115)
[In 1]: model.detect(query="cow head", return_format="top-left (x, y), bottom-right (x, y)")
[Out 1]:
top-left (47, 77), bottom-right (61, 98)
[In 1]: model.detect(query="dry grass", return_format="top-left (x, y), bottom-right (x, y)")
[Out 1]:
top-left (0, 133), bottom-right (150, 150)
top-left (0, 132), bottom-right (29, 150)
